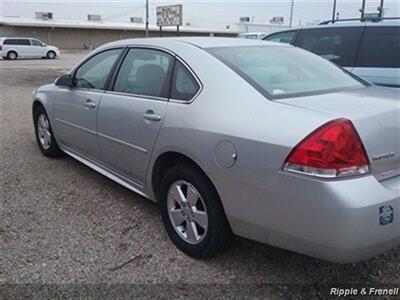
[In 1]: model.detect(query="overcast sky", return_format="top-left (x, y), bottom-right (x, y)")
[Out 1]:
top-left (1, 0), bottom-right (399, 28)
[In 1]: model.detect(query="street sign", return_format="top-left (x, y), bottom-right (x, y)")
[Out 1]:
top-left (156, 5), bottom-right (183, 27)
top-left (363, 12), bottom-right (380, 21)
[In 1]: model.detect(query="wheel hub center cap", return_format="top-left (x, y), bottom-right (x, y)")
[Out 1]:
top-left (182, 205), bottom-right (193, 218)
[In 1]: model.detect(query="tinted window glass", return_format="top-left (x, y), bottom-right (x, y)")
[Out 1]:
top-left (356, 27), bottom-right (400, 68)
top-left (264, 31), bottom-right (296, 44)
top-left (31, 39), bottom-right (43, 46)
top-left (75, 49), bottom-right (122, 89)
top-left (18, 39), bottom-right (31, 46)
top-left (4, 39), bottom-right (18, 45)
top-left (295, 27), bottom-right (363, 66)
top-left (208, 46), bottom-right (364, 99)
top-left (171, 61), bottom-right (200, 101)
top-left (113, 48), bottom-right (173, 98)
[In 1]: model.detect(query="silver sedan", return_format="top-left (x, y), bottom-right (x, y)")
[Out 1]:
top-left (32, 37), bottom-right (400, 263)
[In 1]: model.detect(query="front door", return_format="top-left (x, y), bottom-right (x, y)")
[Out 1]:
top-left (54, 48), bottom-right (123, 159)
top-left (30, 39), bottom-right (46, 58)
top-left (97, 48), bottom-right (174, 186)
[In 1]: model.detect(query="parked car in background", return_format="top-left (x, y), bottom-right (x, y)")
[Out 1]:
top-left (32, 37), bottom-right (400, 263)
top-left (238, 32), bottom-right (268, 40)
top-left (263, 19), bottom-right (400, 87)
top-left (0, 37), bottom-right (60, 60)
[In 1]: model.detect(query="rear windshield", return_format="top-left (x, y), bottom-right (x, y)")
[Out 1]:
top-left (207, 46), bottom-right (365, 99)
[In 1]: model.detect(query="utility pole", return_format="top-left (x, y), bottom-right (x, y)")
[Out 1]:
top-left (360, 0), bottom-right (366, 19)
top-left (332, 0), bottom-right (337, 22)
top-left (145, 0), bottom-right (149, 37)
top-left (378, 0), bottom-right (385, 18)
top-left (289, 0), bottom-right (294, 27)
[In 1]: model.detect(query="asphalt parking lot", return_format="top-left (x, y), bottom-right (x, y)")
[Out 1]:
top-left (1, 52), bottom-right (399, 298)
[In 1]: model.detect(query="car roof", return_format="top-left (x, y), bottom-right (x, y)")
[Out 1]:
top-left (265, 19), bottom-right (400, 35)
top-left (1, 37), bottom-right (33, 40)
top-left (105, 37), bottom-right (289, 49)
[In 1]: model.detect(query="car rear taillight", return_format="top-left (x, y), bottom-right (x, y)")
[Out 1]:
top-left (0, 45), bottom-right (2, 51)
top-left (283, 118), bottom-right (370, 178)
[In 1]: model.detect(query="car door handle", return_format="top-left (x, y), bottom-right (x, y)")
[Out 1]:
top-left (143, 110), bottom-right (162, 121)
top-left (85, 99), bottom-right (96, 108)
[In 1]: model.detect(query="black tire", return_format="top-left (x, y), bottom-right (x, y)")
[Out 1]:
top-left (7, 51), bottom-right (17, 60)
top-left (33, 105), bottom-right (63, 157)
top-left (47, 51), bottom-right (56, 59)
top-left (159, 164), bottom-right (233, 259)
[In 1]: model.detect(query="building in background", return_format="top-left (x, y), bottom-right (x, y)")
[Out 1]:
top-left (0, 16), bottom-right (237, 50)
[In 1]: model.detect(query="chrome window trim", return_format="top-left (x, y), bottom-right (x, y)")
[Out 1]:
top-left (108, 45), bottom-right (203, 104)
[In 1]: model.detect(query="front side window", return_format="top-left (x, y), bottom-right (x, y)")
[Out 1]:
top-left (171, 61), bottom-right (200, 101)
top-left (295, 27), bottom-right (363, 67)
top-left (356, 27), bottom-right (400, 68)
top-left (264, 31), bottom-right (297, 44)
top-left (113, 48), bottom-right (173, 98)
top-left (208, 46), bottom-right (365, 99)
top-left (31, 39), bottom-right (43, 46)
top-left (74, 49), bottom-right (122, 90)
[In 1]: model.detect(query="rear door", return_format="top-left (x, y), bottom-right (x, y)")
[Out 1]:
top-left (353, 26), bottom-right (400, 87)
top-left (97, 47), bottom-right (174, 186)
top-left (294, 26), bottom-right (364, 68)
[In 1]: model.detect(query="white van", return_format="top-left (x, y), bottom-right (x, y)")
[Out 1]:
top-left (0, 37), bottom-right (60, 60)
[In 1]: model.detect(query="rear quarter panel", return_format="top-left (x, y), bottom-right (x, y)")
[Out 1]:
top-left (146, 44), bottom-right (333, 208)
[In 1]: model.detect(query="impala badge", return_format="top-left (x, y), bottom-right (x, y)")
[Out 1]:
top-left (379, 206), bottom-right (394, 225)
top-left (372, 152), bottom-right (395, 162)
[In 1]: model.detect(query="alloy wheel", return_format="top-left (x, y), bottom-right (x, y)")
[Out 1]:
top-left (167, 180), bottom-right (208, 245)
top-left (37, 114), bottom-right (52, 150)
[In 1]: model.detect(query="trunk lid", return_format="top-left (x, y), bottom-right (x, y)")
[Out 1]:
top-left (277, 86), bottom-right (400, 181)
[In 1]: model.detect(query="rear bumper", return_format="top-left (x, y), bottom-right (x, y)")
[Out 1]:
top-left (214, 172), bottom-right (400, 263)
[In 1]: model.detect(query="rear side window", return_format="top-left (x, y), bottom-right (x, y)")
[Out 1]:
top-left (264, 31), bottom-right (297, 44)
top-left (18, 39), bottom-right (31, 46)
top-left (356, 27), bottom-right (400, 68)
top-left (4, 39), bottom-right (18, 45)
top-left (170, 61), bottom-right (200, 101)
top-left (295, 27), bottom-right (363, 67)
top-left (113, 48), bottom-right (173, 98)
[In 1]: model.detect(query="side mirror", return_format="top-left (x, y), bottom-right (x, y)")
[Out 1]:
top-left (55, 74), bottom-right (74, 87)
top-left (42, 43), bottom-right (47, 47)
